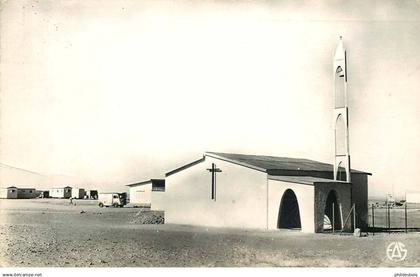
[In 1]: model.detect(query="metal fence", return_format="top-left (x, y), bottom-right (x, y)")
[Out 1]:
top-left (368, 202), bottom-right (420, 234)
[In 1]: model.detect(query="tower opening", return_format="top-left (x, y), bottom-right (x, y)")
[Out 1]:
top-left (336, 161), bottom-right (347, 181)
top-left (334, 66), bottom-right (346, 108)
top-left (335, 114), bottom-right (346, 155)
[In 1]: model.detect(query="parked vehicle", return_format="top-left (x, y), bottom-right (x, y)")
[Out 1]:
top-left (98, 192), bottom-right (127, 207)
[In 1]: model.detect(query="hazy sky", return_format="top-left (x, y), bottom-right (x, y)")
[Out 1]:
top-left (1, 0), bottom-right (419, 197)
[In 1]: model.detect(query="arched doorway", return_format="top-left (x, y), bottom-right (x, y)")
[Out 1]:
top-left (324, 190), bottom-right (342, 231)
top-left (278, 189), bottom-right (301, 229)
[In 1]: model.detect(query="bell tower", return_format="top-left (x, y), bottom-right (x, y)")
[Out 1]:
top-left (333, 36), bottom-right (351, 182)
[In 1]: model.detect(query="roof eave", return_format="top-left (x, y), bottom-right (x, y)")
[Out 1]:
top-left (204, 152), bottom-right (266, 173)
top-left (126, 180), bottom-right (152, 187)
top-left (165, 156), bottom-right (206, 177)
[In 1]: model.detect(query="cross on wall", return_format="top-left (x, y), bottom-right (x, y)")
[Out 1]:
top-left (206, 163), bottom-right (222, 201)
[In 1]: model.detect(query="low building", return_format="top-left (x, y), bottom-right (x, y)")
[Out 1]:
top-left (17, 188), bottom-right (38, 199)
top-left (386, 194), bottom-right (395, 205)
top-left (0, 186), bottom-right (18, 199)
top-left (49, 186), bottom-right (72, 198)
top-left (127, 179), bottom-right (165, 206)
top-left (1, 187), bottom-right (40, 199)
top-left (71, 188), bottom-right (85, 199)
top-left (39, 190), bottom-right (49, 198)
top-left (85, 190), bottom-right (98, 199)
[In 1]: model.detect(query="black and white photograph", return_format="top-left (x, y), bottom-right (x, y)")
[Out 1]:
top-left (0, 0), bottom-right (419, 276)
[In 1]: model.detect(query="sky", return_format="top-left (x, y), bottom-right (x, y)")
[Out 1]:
top-left (0, 0), bottom-right (419, 197)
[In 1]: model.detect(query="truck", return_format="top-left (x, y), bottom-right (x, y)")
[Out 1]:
top-left (98, 192), bottom-right (127, 207)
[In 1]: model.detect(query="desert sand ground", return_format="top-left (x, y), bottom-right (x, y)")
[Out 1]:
top-left (0, 199), bottom-right (419, 267)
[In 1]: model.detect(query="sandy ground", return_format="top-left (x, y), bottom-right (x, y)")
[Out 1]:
top-left (1, 199), bottom-right (420, 267)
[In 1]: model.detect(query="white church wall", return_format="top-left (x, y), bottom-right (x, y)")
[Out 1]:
top-left (267, 180), bottom-right (315, 233)
top-left (129, 183), bottom-right (152, 205)
top-left (153, 156), bottom-right (268, 229)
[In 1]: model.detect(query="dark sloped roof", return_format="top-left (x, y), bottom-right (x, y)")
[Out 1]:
top-left (205, 152), bottom-right (371, 175)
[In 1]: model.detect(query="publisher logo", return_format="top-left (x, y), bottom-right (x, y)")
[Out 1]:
top-left (387, 242), bottom-right (407, 261)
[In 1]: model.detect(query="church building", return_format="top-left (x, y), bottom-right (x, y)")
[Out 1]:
top-left (150, 38), bottom-right (371, 233)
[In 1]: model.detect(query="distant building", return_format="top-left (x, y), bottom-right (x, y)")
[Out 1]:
top-left (17, 188), bottom-right (38, 199)
top-left (39, 190), bottom-right (49, 198)
top-left (85, 190), bottom-right (98, 199)
top-left (0, 187), bottom-right (39, 199)
top-left (71, 188), bottom-right (85, 199)
top-left (386, 194), bottom-right (395, 204)
top-left (0, 186), bottom-right (18, 199)
top-left (49, 186), bottom-right (72, 198)
top-left (126, 179), bottom-right (165, 206)
top-left (406, 191), bottom-right (420, 204)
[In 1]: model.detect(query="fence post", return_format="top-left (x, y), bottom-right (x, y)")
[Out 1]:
top-left (353, 203), bottom-right (356, 231)
top-left (372, 204), bottom-right (375, 236)
top-left (405, 202), bottom-right (408, 234)
top-left (332, 202), bottom-right (335, 234)
top-left (385, 203), bottom-right (388, 233)
top-left (388, 203), bottom-right (391, 234)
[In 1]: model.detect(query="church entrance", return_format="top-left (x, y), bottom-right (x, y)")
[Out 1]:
top-left (323, 190), bottom-right (342, 231)
top-left (277, 189), bottom-right (301, 230)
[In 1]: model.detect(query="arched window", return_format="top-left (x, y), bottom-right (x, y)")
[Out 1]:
top-left (277, 189), bottom-right (301, 229)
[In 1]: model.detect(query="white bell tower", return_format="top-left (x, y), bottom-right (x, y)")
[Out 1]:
top-left (333, 36), bottom-right (351, 182)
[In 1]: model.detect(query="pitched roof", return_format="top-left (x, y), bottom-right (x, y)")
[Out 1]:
top-left (164, 151), bottom-right (371, 177)
top-left (205, 152), bottom-right (371, 175)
